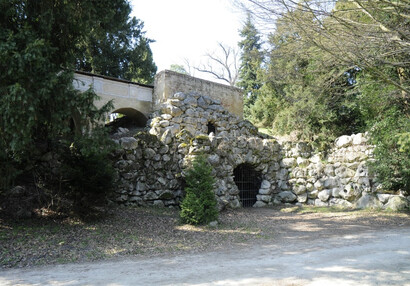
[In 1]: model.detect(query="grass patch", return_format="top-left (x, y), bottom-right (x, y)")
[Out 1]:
top-left (258, 127), bottom-right (273, 136)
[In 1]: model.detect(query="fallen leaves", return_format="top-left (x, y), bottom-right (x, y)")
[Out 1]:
top-left (1, 206), bottom-right (409, 269)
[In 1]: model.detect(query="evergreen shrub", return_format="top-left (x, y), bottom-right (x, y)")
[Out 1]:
top-left (61, 128), bottom-right (116, 218)
top-left (180, 155), bottom-right (218, 225)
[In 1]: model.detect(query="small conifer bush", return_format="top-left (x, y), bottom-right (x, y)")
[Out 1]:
top-left (180, 155), bottom-right (218, 225)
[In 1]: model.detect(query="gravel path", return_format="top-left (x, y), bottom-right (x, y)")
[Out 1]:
top-left (1, 227), bottom-right (409, 285)
top-left (1, 206), bottom-right (409, 269)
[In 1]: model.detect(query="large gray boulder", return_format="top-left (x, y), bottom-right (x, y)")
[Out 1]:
top-left (120, 137), bottom-right (138, 150)
top-left (354, 193), bottom-right (382, 209)
top-left (277, 191), bottom-right (297, 203)
top-left (384, 196), bottom-right (409, 211)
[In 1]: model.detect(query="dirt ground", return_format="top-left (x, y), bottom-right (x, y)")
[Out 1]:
top-left (1, 206), bottom-right (409, 269)
top-left (1, 206), bottom-right (410, 285)
top-left (1, 227), bottom-right (409, 285)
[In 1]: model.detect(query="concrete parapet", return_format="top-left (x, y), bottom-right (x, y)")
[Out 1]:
top-left (153, 70), bottom-right (243, 118)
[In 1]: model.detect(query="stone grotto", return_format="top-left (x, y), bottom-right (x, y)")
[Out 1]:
top-left (112, 91), bottom-right (409, 211)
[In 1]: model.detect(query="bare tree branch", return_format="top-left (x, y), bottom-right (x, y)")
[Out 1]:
top-left (195, 42), bottom-right (240, 86)
top-left (238, 0), bottom-right (410, 95)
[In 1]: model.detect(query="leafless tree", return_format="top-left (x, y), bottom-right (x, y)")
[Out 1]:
top-left (183, 58), bottom-right (196, 77)
top-left (195, 42), bottom-right (240, 86)
top-left (236, 0), bottom-right (410, 96)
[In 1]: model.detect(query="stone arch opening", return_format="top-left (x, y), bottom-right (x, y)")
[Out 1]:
top-left (106, 108), bottom-right (147, 130)
top-left (69, 110), bottom-right (82, 135)
top-left (207, 121), bottom-right (216, 135)
top-left (233, 163), bottom-right (262, 207)
top-left (69, 117), bottom-right (76, 134)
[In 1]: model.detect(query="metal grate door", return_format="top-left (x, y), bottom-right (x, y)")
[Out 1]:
top-left (233, 164), bottom-right (262, 207)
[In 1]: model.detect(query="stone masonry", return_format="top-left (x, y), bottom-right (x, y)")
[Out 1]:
top-left (113, 91), bottom-right (409, 211)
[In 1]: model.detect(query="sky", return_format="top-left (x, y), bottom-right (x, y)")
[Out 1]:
top-left (130, 0), bottom-right (246, 82)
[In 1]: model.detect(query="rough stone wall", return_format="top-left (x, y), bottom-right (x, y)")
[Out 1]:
top-left (113, 92), bottom-right (409, 211)
top-left (113, 132), bottom-right (183, 207)
top-left (153, 70), bottom-right (243, 118)
top-left (274, 134), bottom-right (408, 209)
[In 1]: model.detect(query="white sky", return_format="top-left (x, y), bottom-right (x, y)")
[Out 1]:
top-left (130, 0), bottom-right (246, 82)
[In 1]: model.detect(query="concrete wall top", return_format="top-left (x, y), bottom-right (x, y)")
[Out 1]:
top-left (153, 70), bottom-right (243, 118)
top-left (73, 71), bottom-right (154, 116)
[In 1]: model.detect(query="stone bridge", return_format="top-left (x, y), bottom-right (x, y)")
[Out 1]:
top-left (73, 70), bottom-right (243, 127)
top-left (73, 71), bottom-right (154, 127)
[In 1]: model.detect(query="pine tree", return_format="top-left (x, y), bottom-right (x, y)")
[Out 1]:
top-left (238, 14), bottom-right (263, 117)
top-left (180, 155), bottom-right (218, 225)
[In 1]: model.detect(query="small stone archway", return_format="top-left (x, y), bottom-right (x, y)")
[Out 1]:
top-left (207, 121), bottom-right (216, 135)
top-left (233, 163), bottom-right (263, 207)
top-left (68, 109), bottom-right (82, 135)
top-left (106, 107), bottom-right (148, 130)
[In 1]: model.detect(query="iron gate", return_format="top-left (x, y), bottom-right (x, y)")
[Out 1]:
top-left (233, 164), bottom-right (262, 207)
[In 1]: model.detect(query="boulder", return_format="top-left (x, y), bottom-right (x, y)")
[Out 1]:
top-left (335, 135), bottom-right (353, 148)
top-left (277, 191), bottom-right (297, 203)
top-left (183, 96), bottom-right (197, 107)
top-left (308, 189), bottom-right (319, 199)
top-left (354, 193), bottom-right (382, 209)
top-left (314, 199), bottom-right (329, 206)
top-left (377, 194), bottom-right (391, 204)
top-left (173, 92), bottom-right (187, 100)
top-left (197, 96), bottom-right (208, 109)
top-left (209, 221), bottom-right (218, 227)
top-left (253, 201), bottom-right (267, 208)
top-left (160, 129), bottom-right (173, 145)
top-left (384, 196), bottom-right (409, 211)
top-left (257, 195), bottom-right (272, 203)
top-left (329, 198), bottom-right (352, 207)
top-left (323, 177), bottom-right (338, 189)
top-left (293, 184), bottom-right (307, 195)
top-left (260, 180), bottom-right (271, 189)
top-left (355, 162), bottom-right (369, 177)
top-left (318, 189), bottom-right (332, 202)
top-left (297, 192), bottom-right (308, 203)
top-left (352, 133), bottom-right (367, 145)
top-left (153, 200), bottom-right (165, 207)
top-left (340, 184), bottom-right (361, 201)
top-left (324, 165), bottom-right (335, 176)
top-left (229, 199), bottom-right (241, 208)
top-left (259, 188), bottom-right (271, 195)
top-left (159, 120), bottom-right (170, 127)
top-left (314, 180), bottom-right (324, 191)
top-left (163, 104), bottom-right (183, 117)
top-left (120, 137), bottom-right (138, 150)
top-left (207, 154), bottom-right (220, 165)
top-left (161, 114), bottom-right (173, 120)
top-left (297, 157), bottom-right (309, 166)
top-left (282, 158), bottom-right (296, 168)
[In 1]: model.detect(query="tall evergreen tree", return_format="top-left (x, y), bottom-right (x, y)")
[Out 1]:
top-left (0, 0), bottom-right (155, 192)
top-left (1, 0), bottom-right (104, 162)
top-left (74, 0), bottom-right (157, 84)
top-left (238, 14), bottom-right (263, 117)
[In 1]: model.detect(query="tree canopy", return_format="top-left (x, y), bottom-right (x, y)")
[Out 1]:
top-left (238, 14), bottom-right (264, 117)
top-left (0, 0), bottom-right (156, 193)
top-left (238, 0), bottom-right (409, 191)
top-left (74, 0), bottom-right (157, 84)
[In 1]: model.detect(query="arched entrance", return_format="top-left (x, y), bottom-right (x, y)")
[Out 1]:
top-left (233, 164), bottom-right (262, 207)
top-left (207, 122), bottom-right (216, 134)
top-left (106, 108), bottom-right (148, 130)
